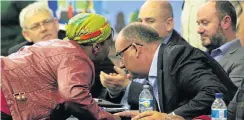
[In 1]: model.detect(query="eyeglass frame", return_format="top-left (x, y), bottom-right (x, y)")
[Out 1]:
top-left (116, 43), bottom-right (143, 59)
top-left (24, 18), bottom-right (55, 31)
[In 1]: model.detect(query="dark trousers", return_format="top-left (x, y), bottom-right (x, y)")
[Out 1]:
top-left (1, 112), bottom-right (12, 120)
top-left (50, 102), bottom-right (96, 120)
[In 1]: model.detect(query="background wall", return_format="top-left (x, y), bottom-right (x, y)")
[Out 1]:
top-left (48, 0), bottom-right (183, 34)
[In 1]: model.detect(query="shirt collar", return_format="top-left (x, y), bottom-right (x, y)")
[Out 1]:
top-left (148, 32), bottom-right (172, 77)
top-left (148, 44), bottom-right (162, 77)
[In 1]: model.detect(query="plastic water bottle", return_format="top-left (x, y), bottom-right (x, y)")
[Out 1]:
top-left (139, 85), bottom-right (153, 113)
top-left (211, 93), bottom-right (227, 120)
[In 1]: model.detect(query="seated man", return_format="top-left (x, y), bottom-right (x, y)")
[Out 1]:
top-left (113, 23), bottom-right (237, 119)
top-left (7, 2), bottom-right (60, 55)
top-left (100, 0), bottom-right (190, 107)
top-left (1, 13), bottom-right (119, 120)
top-left (197, 1), bottom-right (244, 88)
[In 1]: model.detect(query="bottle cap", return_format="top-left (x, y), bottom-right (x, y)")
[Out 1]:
top-left (215, 93), bottom-right (223, 98)
top-left (143, 85), bottom-right (150, 89)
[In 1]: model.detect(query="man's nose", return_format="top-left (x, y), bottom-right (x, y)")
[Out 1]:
top-left (39, 23), bottom-right (47, 32)
top-left (197, 26), bottom-right (204, 34)
top-left (142, 21), bottom-right (148, 25)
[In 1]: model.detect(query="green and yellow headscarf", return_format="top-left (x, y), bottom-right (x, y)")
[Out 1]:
top-left (64, 13), bottom-right (112, 45)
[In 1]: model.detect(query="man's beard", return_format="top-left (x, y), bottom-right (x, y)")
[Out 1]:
top-left (205, 27), bottom-right (227, 52)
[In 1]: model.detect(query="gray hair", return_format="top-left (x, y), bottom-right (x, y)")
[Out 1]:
top-left (121, 22), bottom-right (162, 43)
top-left (19, 2), bottom-right (54, 29)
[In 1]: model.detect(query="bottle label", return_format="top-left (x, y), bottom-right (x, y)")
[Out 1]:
top-left (139, 99), bottom-right (153, 113)
top-left (211, 109), bottom-right (227, 120)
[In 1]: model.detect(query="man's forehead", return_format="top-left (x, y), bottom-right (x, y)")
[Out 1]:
top-left (139, 7), bottom-right (164, 20)
top-left (199, 2), bottom-right (216, 13)
top-left (198, 3), bottom-right (217, 19)
top-left (25, 11), bottom-right (52, 26)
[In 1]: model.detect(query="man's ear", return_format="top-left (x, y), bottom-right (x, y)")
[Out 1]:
top-left (166, 17), bottom-right (174, 32)
top-left (221, 16), bottom-right (231, 30)
top-left (22, 30), bottom-right (32, 42)
top-left (92, 44), bottom-right (101, 56)
top-left (133, 43), bottom-right (142, 58)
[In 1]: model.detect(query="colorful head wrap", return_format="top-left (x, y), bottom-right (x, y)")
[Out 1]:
top-left (64, 13), bottom-right (112, 45)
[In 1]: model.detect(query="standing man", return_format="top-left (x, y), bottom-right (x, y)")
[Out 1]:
top-left (197, 1), bottom-right (244, 87)
top-left (7, 2), bottom-right (115, 99)
top-left (114, 23), bottom-right (236, 119)
top-left (1, 13), bottom-right (119, 120)
top-left (100, 0), bottom-right (189, 108)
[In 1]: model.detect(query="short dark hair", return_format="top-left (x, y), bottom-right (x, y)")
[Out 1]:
top-left (215, 1), bottom-right (237, 31)
top-left (121, 23), bottom-right (162, 43)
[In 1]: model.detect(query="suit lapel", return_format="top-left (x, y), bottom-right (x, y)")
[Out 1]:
top-left (219, 39), bottom-right (241, 64)
top-left (157, 44), bottom-right (165, 111)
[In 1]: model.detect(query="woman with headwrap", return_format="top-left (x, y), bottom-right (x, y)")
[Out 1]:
top-left (1, 13), bottom-right (120, 120)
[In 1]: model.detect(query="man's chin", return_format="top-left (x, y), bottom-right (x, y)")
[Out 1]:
top-left (129, 72), bottom-right (147, 79)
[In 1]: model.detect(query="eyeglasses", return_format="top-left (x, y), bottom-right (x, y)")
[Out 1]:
top-left (25, 18), bottom-right (55, 31)
top-left (116, 43), bottom-right (143, 59)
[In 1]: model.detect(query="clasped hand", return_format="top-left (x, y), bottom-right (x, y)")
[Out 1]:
top-left (100, 66), bottom-right (131, 92)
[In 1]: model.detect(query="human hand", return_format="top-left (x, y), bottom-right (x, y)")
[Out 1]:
top-left (113, 110), bottom-right (139, 118)
top-left (131, 111), bottom-right (167, 120)
top-left (131, 111), bottom-right (185, 120)
top-left (100, 66), bottom-right (130, 90)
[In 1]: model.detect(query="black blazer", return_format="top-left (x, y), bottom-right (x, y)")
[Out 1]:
top-left (105, 30), bottom-right (189, 102)
top-left (167, 30), bottom-right (189, 46)
top-left (127, 32), bottom-right (237, 119)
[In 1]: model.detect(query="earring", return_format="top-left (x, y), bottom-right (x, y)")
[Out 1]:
top-left (93, 45), bottom-right (100, 56)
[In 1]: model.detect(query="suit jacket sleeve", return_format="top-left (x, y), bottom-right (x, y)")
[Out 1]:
top-left (57, 53), bottom-right (114, 120)
top-left (228, 50), bottom-right (244, 88)
top-left (169, 45), bottom-right (229, 118)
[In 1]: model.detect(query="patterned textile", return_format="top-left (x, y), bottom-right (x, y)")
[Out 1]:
top-left (64, 13), bottom-right (111, 45)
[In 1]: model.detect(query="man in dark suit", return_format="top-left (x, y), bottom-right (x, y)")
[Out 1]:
top-left (114, 23), bottom-right (237, 120)
top-left (100, 0), bottom-right (189, 106)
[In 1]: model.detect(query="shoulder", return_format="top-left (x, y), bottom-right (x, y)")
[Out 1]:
top-left (16, 40), bottom-right (86, 59)
top-left (33, 40), bottom-right (82, 53)
top-left (165, 44), bottom-right (197, 55)
top-left (234, 48), bottom-right (244, 57)
top-left (163, 44), bottom-right (208, 66)
top-left (226, 47), bottom-right (244, 61)
top-left (8, 41), bottom-right (32, 54)
top-left (168, 30), bottom-right (189, 46)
